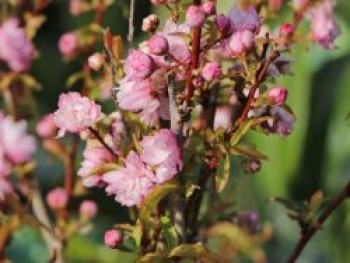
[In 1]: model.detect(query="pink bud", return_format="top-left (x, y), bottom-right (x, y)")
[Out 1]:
top-left (104, 229), bottom-right (123, 248)
top-left (147, 35), bottom-right (169, 55)
top-left (79, 200), bottom-right (98, 220)
top-left (58, 33), bottom-right (79, 56)
top-left (46, 188), bottom-right (68, 210)
top-left (202, 1), bottom-right (216, 16)
top-left (279, 23), bottom-right (294, 37)
top-left (88, 53), bottom-right (105, 71)
top-left (267, 86), bottom-right (288, 105)
top-left (124, 50), bottom-right (155, 80)
top-left (229, 30), bottom-right (254, 55)
top-left (186, 5), bottom-right (206, 27)
top-left (202, 62), bottom-right (222, 81)
top-left (36, 114), bottom-right (57, 138)
top-left (150, 0), bottom-right (167, 5)
top-left (142, 14), bottom-right (159, 33)
top-left (69, 0), bottom-right (84, 16)
top-left (192, 77), bottom-right (204, 88)
top-left (269, 0), bottom-right (283, 11)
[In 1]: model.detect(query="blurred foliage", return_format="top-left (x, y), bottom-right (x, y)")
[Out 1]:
top-left (4, 0), bottom-right (350, 262)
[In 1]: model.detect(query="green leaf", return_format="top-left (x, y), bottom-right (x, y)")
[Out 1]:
top-left (136, 253), bottom-right (169, 263)
top-left (168, 244), bottom-right (222, 262)
top-left (308, 190), bottom-right (324, 212)
top-left (140, 182), bottom-right (180, 228)
top-left (86, 162), bottom-right (119, 178)
top-left (229, 145), bottom-right (268, 160)
top-left (215, 154), bottom-right (231, 193)
top-left (66, 71), bottom-right (85, 88)
top-left (159, 216), bottom-right (178, 249)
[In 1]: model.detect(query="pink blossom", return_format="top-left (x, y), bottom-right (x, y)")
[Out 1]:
top-left (147, 35), bottom-right (169, 55)
top-left (141, 129), bottom-right (182, 184)
top-left (79, 200), bottom-right (98, 220)
top-left (192, 77), bottom-right (204, 88)
top-left (0, 115), bottom-right (36, 164)
top-left (46, 188), bottom-right (68, 210)
top-left (0, 18), bottom-right (34, 72)
top-left (142, 14), bottom-right (159, 33)
top-left (267, 86), bottom-right (288, 105)
top-left (36, 114), bottom-right (57, 138)
top-left (124, 50), bottom-right (155, 80)
top-left (229, 30), bottom-right (254, 55)
top-left (150, 0), bottom-right (167, 5)
top-left (228, 6), bottom-right (261, 33)
top-left (78, 144), bottom-right (115, 187)
top-left (309, 0), bottom-right (339, 49)
top-left (88, 53), bottom-right (105, 71)
top-left (213, 106), bottom-right (232, 130)
top-left (202, 62), bottom-right (222, 81)
top-left (103, 151), bottom-right (155, 207)
top-left (58, 33), bottom-right (79, 56)
top-left (104, 229), bottom-right (123, 248)
top-left (279, 23), bottom-right (294, 37)
top-left (69, 0), bottom-right (84, 16)
top-left (117, 80), bottom-right (161, 126)
top-left (202, 1), bottom-right (216, 16)
top-left (186, 5), bottom-right (206, 27)
top-left (53, 92), bottom-right (101, 136)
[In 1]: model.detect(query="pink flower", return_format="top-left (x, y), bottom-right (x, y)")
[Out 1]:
top-left (53, 92), bottom-right (101, 136)
top-left (103, 151), bottom-right (155, 207)
top-left (78, 144), bottom-right (115, 187)
top-left (228, 6), bottom-right (261, 33)
top-left (279, 23), bottom-right (294, 37)
top-left (186, 5), bottom-right (206, 27)
top-left (229, 30), bottom-right (254, 55)
top-left (58, 33), bottom-right (79, 56)
top-left (213, 106), bottom-right (232, 130)
top-left (124, 50), bottom-right (155, 80)
top-left (202, 1), bottom-right (216, 16)
top-left (79, 200), bottom-right (98, 220)
top-left (0, 178), bottom-right (12, 201)
top-left (147, 35), bottom-right (169, 55)
top-left (142, 14), bottom-right (159, 33)
top-left (0, 18), bottom-right (34, 72)
top-left (150, 0), bottom-right (167, 5)
top-left (69, 0), bottom-right (84, 16)
top-left (46, 188), bottom-right (68, 210)
top-left (0, 114), bottom-right (36, 164)
top-left (88, 53), bottom-right (105, 71)
top-left (36, 114), bottom-right (57, 138)
top-left (117, 80), bottom-right (161, 126)
top-left (141, 129), bottom-right (182, 184)
top-left (267, 86), bottom-right (288, 105)
top-left (309, 0), bottom-right (339, 49)
top-left (202, 62), bottom-right (222, 81)
top-left (104, 229), bottom-right (123, 248)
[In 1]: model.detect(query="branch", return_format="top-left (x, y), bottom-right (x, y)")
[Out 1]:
top-left (88, 127), bottom-right (119, 158)
top-left (127, 0), bottom-right (136, 44)
top-left (287, 181), bottom-right (350, 263)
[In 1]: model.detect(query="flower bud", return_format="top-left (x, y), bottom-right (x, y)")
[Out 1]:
top-left (202, 62), bottom-right (222, 81)
top-left (36, 114), bottom-right (57, 138)
top-left (88, 53), bottom-right (105, 71)
top-left (104, 229), bottom-right (123, 248)
top-left (58, 33), bottom-right (79, 56)
top-left (79, 200), bottom-right (98, 220)
top-left (192, 77), bottom-right (204, 88)
top-left (46, 188), bottom-right (68, 210)
top-left (147, 35), bottom-right (169, 55)
top-left (279, 23), bottom-right (294, 38)
top-left (69, 0), bottom-right (84, 16)
top-left (150, 0), bottom-right (167, 5)
top-left (229, 30), bottom-right (254, 55)
top-left (186, 5), bottom-right (206, 27)
top-left (202, 1), bottom-right (216, 16)
top-left (267, 86), bottom-right (288, 105)
top-left (142, 14), bottom-right (159, 33)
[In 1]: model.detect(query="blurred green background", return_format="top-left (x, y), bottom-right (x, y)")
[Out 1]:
top-left (5, 0), bottom-right (350, 262)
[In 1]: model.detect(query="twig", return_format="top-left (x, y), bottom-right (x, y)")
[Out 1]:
top-left (64, 135), bottom-right (79, 200)
top-left (127, 0), bottom-right (136, 44)
top-left (88, 127), bottom-right (118, 158)
top-left (287, 181), bottom-right (350, 263)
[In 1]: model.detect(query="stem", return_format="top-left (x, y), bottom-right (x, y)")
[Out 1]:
top-left (88, 127), bottom-right (118, 158)
top-left (127, 0), bottom-right (136, 44)
top-left (287, 182), bottom-right (350, 263)
top-left (64, 135), bottom-right (79, 200)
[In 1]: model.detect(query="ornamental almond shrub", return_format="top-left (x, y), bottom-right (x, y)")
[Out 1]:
top-left (0, 0), bottom-right (348, 262)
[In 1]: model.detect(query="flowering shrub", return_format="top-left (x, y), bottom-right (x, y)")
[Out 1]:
top-left (0, 0), bottom-right (348, 262)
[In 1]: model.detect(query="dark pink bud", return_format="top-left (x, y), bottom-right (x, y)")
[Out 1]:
top-left (267, 86), bottom-right (288, 105)
top-left (202, 1), bottom-right (216, 16)
top-left (186, 5), bottom-right (206, 27)
top-left (279, 23), bottom-right (294, 37)
top-left (104, 229), bottom-right (123, 248)
top-left (58, 33), bottom-right (79, 56)
top-left (46, 188), bottom-right (68, 210)
top-left (192, 77), bottom-right (204, 88)
top-left (147, 35), bottom-right (169, 55)
top-left (202, 62), bottom-right (222, 81)
top-left (215, 14), bottom-right (232, 34)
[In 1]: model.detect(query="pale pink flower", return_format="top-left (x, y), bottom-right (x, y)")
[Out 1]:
top-left (78, 144), bottom-right (115, 187)
top-left (141, 129), bottom-right (182, 184)
top-left (267, 86), bottom-right (288, 105)
top-left (213, 106), bottom-right (232, 130)
top-left (58, 33), bottom-right (79, 56)
top-left (0, 18), bottom-right (34, 72)
top-left (142, 14), bottom-right (159, 33)
top-left (147, 34), bottom-right (169, 55)
top-left (36, 114), bottom-right (57, 138)
top-left (53, 92), bottom-right (101, 136)
top-left (186, 5), bottom-right (206, 27)
top-left (124, 50), bottom-right (155, 80)
top-left (202, 62), bottom-right (222, 81)
top-left (104, 229), bottom-right (123, 248)
top-left (228, 6), bottom-right (261, 33)
top-left (88, 53), bottom-right (105, 71)
top-left (46, 188), bottom-right (68, 210)
top-left (69, 0), bottom-right (84, 16)
top-left (202, 1), bottom-right (216, 16)
top-left (103, 151), bottom-right (155, 207)
top-left (0, 115), bottom-right (36, 164)
top-left (79, 200), bottom-right (98, 220)
top-left (229, 30), bottom-right (254, 55)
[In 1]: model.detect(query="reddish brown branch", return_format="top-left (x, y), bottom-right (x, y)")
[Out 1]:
top-left (64, 135), bottom-right (79, 199)
top-left (88, 127), bottom-right (118, 158)
top-left (287, 181), bottom-right (350, 263)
